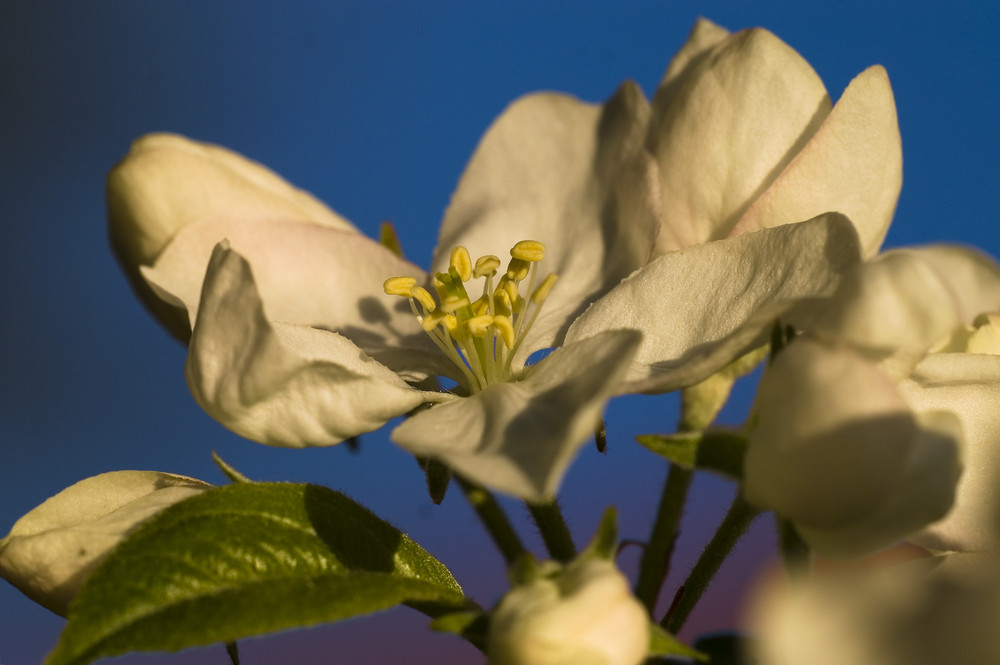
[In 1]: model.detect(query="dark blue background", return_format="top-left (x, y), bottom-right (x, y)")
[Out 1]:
top-left (2, 2), bottom-right (998, 662)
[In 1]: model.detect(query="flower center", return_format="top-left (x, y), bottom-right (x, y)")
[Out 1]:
top-left (384, 240), bottom-right (558, 393)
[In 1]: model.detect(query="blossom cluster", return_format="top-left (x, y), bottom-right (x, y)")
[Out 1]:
top-left (2, 16), bottom-right (998, 665)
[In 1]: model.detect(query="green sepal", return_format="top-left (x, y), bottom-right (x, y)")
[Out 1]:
top-left (211, 451), bottom-right (252, 483)
top-left (46, 482), bottom-right (465, 665)
top-left (379, 220), bottom-right (405, 258)
top-left (636, 430), bottom-right (747, 480)
top-left (648, 624), bottom-right (706, 661)
top-left (581, 507), bottom-right (618, 560)
top-left (430, 610), bottom-right (489, 650)
top-left (419, 456), bottom-right (451, 505)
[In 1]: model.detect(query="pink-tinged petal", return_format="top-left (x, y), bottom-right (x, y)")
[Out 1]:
top-left (433, 85), bottom-right (659, 365)
top-left (648, 26), bottom-right (831, 252)
top-left (902, 353), bottom-right (1000, 552)
top-left (109, 133), bottom-right (356, 340)
top-left (391, 329), bottom-right (642, 500)
top-left (733, 66), bottom-right (903, 257)
top-left (0, 471), bottom-right (210, 616)
top-left (565, 213), bottom-right (861, 393)
top-left (745, 340), bottom-right (961, 559)
top-left (187, 244), bottom-right (437, 448)
top-left (146, 219), bottom-right (453, 381)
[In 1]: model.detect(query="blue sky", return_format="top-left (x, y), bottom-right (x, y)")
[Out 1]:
top-left (2, 2), bottom-right (999, 663)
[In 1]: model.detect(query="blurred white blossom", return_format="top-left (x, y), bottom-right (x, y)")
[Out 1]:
top-left (488, 558), bottom-right (648, 665)
top-left (0, 471), bottom-right (210, 615)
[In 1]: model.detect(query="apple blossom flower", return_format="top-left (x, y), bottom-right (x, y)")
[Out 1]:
top-left (488, 558), bottom-right (648, 665)
top-left (749, 552), bottom-right (1000, 665)
top-left (0, 471), bottom-right (211, 616)
top-left (107, 18), bottom-right (900, 498)
top-left (745, 246), bottom-right (1000, 558)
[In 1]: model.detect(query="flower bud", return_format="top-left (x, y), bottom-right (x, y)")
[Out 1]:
top-left (488, 559), bottom-right (648, 665)
top-left (0, 471), bottom-right (211, 615)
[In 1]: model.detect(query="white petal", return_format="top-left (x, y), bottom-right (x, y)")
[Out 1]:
top-left (902, 353), bottom-right (1000, 551)
top-left (652, 18), bottom-right (731, 112)
top-left (787, 246), bottom-right (1000, 378)
top-left (565, 213), bottom-right (861, 393)
top-left (745, 340), bottom-right (960, 559)
top-left (187, 244), bottom-right (434, 447)
top-left (733, 66), bottom-right (903, 257)
top-left (391, 329), bottom-right (642, 500)
top-left (433, 86), bottom-right (659, 365)
top-left (0, 471), bottom-right (210, 616)
top-left (145, 219), bottom-right (452, 380)
top-left (648, 26), bottom-right (831, 251)
top-left (109, 133), bottom-right (356, 339)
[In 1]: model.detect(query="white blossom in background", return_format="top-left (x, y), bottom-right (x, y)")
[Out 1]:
top-left (745, 246), bottom-right (1000, 558)
top-left (749, 552), bottom-right (1000, 665)
top-left (488, 558), bottom-right (648, 665)
top-left (107, 18), bottom-right (902, 499)
top-left (0, 471), bottom-right (211, 615)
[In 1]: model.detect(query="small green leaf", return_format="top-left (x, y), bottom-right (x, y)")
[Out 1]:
top-left (649, 624), bottom-right (706, 661)
top-left (47, 483), bottom-right (465, 665)
top-left (379, 220), bottom-right (405, 258)
top-left (636, 430), bottom-right (747, 479)
top-left (637, 432), bottom-right (700, 469)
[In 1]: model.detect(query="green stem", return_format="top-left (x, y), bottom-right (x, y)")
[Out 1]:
top-left (635, 463), bottom-right (694, 611)
top-left (663, 494), bottom-right (760, 633)
top-left (456, 476), bottom-right (526, 565)
top-left (527, 499), bottom-right (576, 562)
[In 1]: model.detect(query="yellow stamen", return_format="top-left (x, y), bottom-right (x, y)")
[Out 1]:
top-left (510, 240), bottom-right (545, 262)
top-left (441, 294), bottom-right (470, 314)
top-left (466, 314), bottom-right (494, 337)
top-left (410, 286), bottom-right (436, 312)
top-left (450, 246), bottom-right (473, 282)
top-left (473, 255), bottom-right (501, 278)
top-left (493, 315), bottom-right (515, 349)
top-left (383, 276), bottom-right (417, 297)
top-left (531, 273), bottom-right (558, 304)
top-left (506, 258), bottom-right (530, 281)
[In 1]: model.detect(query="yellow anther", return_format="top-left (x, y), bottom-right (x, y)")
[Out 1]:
top-left (450, 246), bottom-right (473, 282)
top-left (472, 295), bottom-right (490, 316)
top-left (432, 274), bottom-right (449, 300)
top-left (493, 315), bottom-right (515, 349)
top-left (497, 279), bottom-right (521, 312)
top-left (466, 314), bottom-right (494, 337)
top-left (421, 311), bottom-right (447, 332)
top-left (473, 255), bottom-right (501, 278)
top-left (442, 314), bottom-right (459, 335)
top-left (506, 258), bottom-right (530, 281)
top-left (511, 240), bottom-right (545, 262)
top-left (441, 294), bottom-right (470, 314)
top-left (410, 286), bottom-right (436, 312)
top-left (383, 276), bottom-right (417, 297)
top-left (531, 273), bottom-right (558, 304)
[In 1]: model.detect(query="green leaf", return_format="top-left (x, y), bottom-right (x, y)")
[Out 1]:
top-left (636, 430), bottom-right (747, 479)
top-left (649, 624), bottom-right (706, 661)
top-left (47, 483), bottom-right (465, 665)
